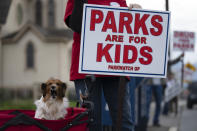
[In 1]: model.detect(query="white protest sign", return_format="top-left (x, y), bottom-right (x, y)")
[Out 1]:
top-left (173, 31), bottom-right (195, 52)
top-left (165, 79), bottom-right (182, 102)
top-left (79, 4), bottom-right (170, 78)
top-left (184, 63), bottom-right (196, 82)
top-left (184, 68), bottom-right (193, 83)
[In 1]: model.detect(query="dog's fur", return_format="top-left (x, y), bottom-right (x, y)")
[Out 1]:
top-left (34, 78), bottom-right (68, 120)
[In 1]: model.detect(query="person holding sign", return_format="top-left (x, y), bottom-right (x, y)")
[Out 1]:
top-left (64, 0), bottom-right (141, 131)
top-left (163, 53), bottom-right (184, 115)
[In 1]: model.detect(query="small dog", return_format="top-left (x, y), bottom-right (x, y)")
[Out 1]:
top-left (34, 78), bottom-right (68, 120)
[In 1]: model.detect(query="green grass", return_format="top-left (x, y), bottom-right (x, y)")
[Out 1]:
top-left (0, 99), bottom-right (36, 110)
top-left (0, 99), bottom-right (77, 110)
top-left (69, 101), bottom-right (77, 107)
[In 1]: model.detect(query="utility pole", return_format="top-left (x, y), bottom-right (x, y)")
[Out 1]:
top-left (166, 0), bottom-right (171, 61)
top-left (166, 0), bottom-right (169, 11)
top-left (165, 0), bottom-right (185, 88)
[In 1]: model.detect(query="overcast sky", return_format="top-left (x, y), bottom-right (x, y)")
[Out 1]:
top-left (126, 0), bottom-right (197, 64)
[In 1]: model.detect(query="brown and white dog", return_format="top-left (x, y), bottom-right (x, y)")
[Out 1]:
top-left (34, 78), bottom-right (68, 120)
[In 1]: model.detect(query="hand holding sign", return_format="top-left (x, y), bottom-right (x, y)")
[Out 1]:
top-left (128, 4), bottom-right (142, 10)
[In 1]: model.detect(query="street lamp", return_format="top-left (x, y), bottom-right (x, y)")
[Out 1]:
top-left (0, 0), bottom-right (12, 87)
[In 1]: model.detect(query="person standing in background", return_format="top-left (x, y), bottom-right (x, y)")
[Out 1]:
top-left (163, 53), bottom-right (184, 115)
top-left (145, 78), bottom-right (163, 127)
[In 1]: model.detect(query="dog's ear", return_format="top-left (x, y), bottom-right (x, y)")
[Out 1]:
top-left (61, 83), bottom-right (67, 97)
top-left (41, 83), bottom-right (47, 97)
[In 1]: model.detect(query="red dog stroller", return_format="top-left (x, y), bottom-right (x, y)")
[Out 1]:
top-left (0, 101), bottom-right (93, 131)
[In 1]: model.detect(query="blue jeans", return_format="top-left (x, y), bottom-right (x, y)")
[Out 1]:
top-left (85, 77), bottom-right (134, 131)
top-left (129, 77), bottom-right (137, 124)
top-left (146, 85), bottom-right (162, 124)
top-left (162, 102), bottom-right (169, 115)
top-left (74, 79), bottom-right (87, 106)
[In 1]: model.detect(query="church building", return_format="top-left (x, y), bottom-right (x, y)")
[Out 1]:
top-left (0, 0), bottom-right (73, 89)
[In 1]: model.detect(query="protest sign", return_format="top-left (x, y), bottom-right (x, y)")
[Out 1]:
top-left (165, 79), bottom-right (182, 102)
top-left (173, 31), bottom-right (195, 52)
top-left (79, 4), bottom-right (170, 78)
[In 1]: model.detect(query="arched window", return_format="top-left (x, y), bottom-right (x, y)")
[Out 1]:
top-left (48, 0), bottom-right (55, 27)
top-left (35, 0), bottom-right (42, 26)
top-left (26, 42), bottom-right (35, 69)
top-left (16, 3), bottom-right (23, 25)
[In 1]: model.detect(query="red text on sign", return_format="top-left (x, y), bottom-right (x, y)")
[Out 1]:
top-left (129, 36), bottom-right (147, 44)
top-left (96, 43), bottom-right (153, 65)
top-left (105, 34), bottom-right (124, 42)
top-left (90, 9), bottom-right (163, 36)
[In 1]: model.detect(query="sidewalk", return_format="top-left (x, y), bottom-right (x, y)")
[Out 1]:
top-left (147, 100), bottom-right (185, 131)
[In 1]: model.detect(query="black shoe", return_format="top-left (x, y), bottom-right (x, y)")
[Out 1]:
top-left (153, 123), bottom-right (161, 127)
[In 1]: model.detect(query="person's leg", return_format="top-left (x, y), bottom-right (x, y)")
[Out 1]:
top-left (163, 85), bottom-right (169, 115)
top-left (129, 77), bottom-right (136, 124)
top-left (103, 77), bottom-right (134, 131)
top-left (153, 85), bottom-right (162, 125)
top-left (162, 102), bottom-right (169, 115)
top-left (174, 97), bottom-right (178, 116)
top-left (85, 78), bottom-right (102, 131)
top-left (145, 85), bottom-right (152, 123)
top-left (171, 97), bottom-right (178, 116)
top-left (122, 81), bottom-right (134, 131)
top-left (74, 79), bottom-right (87, 106)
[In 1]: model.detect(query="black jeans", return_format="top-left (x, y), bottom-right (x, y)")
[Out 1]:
top-left (86, 77), bottom-right (134, 131)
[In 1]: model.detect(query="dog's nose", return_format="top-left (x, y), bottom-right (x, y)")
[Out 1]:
top-left (51, 86), bottom-right (56, 90)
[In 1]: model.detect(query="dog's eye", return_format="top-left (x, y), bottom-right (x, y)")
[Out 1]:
top-left (56, 83), bottom-right (60, 86)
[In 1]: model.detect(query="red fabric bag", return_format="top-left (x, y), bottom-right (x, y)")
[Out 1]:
top-left (0, 108), bottom-right (89, 131)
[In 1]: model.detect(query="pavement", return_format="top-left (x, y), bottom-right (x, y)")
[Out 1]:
top-left (147, 100), bottom-right (186, 131)
top-left (179, 105), bottom-right (197, 131)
